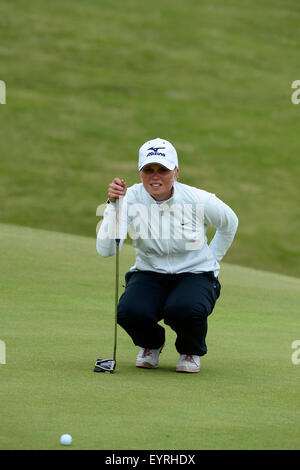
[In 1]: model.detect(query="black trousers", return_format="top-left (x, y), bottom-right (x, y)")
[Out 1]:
top-left (117, 270), bottom-right (221, 356)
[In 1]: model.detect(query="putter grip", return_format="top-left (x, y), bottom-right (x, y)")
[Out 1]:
top-left (115, 197), bottom-right (120, 243)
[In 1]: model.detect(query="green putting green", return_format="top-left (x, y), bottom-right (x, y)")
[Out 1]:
top-left (1, 223), bottom-right (299, 449)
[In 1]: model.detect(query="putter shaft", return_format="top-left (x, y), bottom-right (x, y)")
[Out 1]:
top-left (113, 197), bottom-right (121, 362)
top-left (113, 239), bottom-right (119, 362)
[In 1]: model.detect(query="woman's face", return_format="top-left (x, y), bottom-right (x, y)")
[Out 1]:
top-left (139, 163), bottom-right (179, 201)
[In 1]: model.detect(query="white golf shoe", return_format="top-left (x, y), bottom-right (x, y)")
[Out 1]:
top-left (136, 345), bottom-right (164, 369)
top-left (176, 354), bottom-right (200, 373)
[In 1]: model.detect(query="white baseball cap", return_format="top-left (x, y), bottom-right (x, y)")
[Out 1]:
top-left (138, 138), bottom-right (178, 171)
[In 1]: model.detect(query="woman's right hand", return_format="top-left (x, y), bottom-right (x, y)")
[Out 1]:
top-left (108, 178), bottom-right (127, 202)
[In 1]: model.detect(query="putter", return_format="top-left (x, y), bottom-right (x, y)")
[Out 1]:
top-left (94, 197), bottom-right (121, 374)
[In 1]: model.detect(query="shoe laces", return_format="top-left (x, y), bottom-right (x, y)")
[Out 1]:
top-left (142, 348), bottom-right (152, 358)
top-left (183, 355), bottom-right (197, 365)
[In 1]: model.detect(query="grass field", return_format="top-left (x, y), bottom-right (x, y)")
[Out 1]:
top-left (1, 223), bottom-right (299, 450)
top-left (1, 0), bottom-right (300, 278)
top-left (1, 0), bottom-right (299, 453)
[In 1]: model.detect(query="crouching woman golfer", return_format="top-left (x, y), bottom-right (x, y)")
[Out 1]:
top-left (97, 138), bottom-right (238, 373)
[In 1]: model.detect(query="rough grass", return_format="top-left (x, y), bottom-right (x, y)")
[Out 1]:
top-left (0, 0), bottom-right (300, 277)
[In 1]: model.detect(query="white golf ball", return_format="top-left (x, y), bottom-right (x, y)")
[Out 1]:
top-left (60, 434), bottom-right (72, 446)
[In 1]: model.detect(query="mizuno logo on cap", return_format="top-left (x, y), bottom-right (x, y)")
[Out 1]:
top-left (146, 146), bottom-right (166, 157)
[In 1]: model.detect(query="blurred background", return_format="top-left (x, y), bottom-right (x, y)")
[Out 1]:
top-left (1, 0), bottom-right (299, 278)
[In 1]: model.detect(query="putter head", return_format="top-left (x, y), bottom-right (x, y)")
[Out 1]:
top-left (94, 358), bottom-right (116, 374)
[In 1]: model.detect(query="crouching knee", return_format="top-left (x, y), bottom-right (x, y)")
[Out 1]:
top-left (117, 304), bottom-right (153, 328)
top-left (164, 304), bottom-right (207, 328)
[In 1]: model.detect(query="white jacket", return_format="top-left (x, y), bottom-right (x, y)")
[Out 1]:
top-left (96, 181), bottom-right (238, 276)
